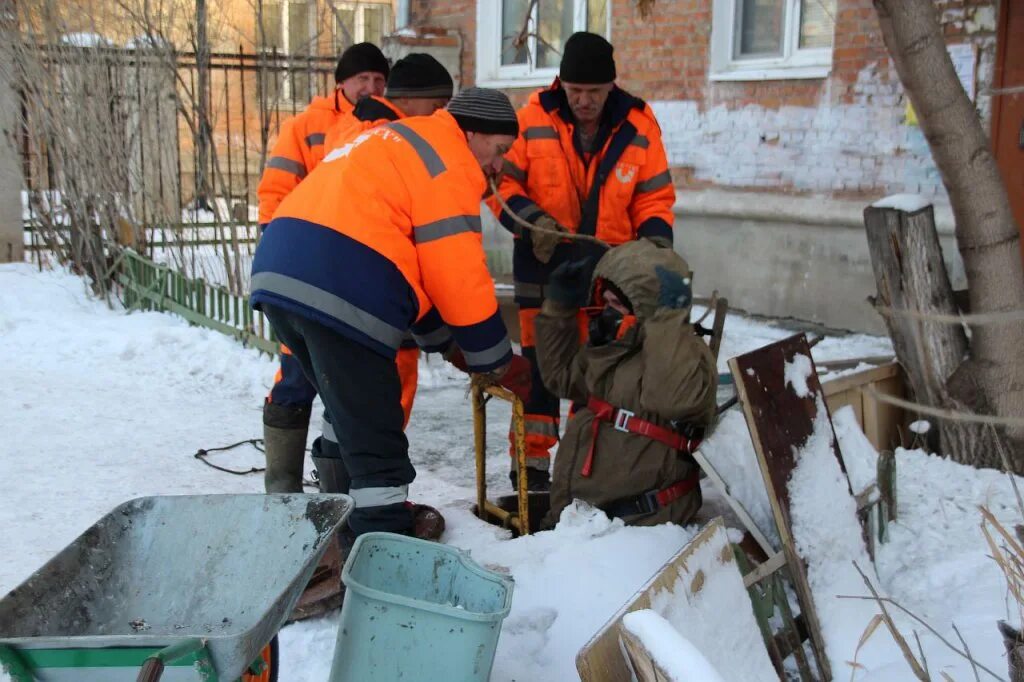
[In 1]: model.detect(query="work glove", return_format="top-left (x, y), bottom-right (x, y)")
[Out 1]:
top-left (529, 214), bottom-right (568, 264)
top-left (442, 342), bottom-right (469, 373)
top-left (643, 234), bottom-right (673, 249)
top-left (498, 354), bottom-right (533, 403)
top-left (475, 354), bottom-right (533, 404)
top-left (655, 265), bottom-right (693, 310)
top-left (547, 259), bottom-right (593, 309)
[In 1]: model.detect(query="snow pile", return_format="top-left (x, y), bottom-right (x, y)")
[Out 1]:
top-left (833, 405), bottom-right (880, 495)
top-left (784, 352), bottom-right (814, 397)
top-left (621, 610), bottom-right (728, 682)
top-left (909, 420), bottom-right (931, 435)
top-left (4, 263), bottom-right (1023, 682)
top-left (698, 409), bottom-right (778, 548)
top-left (645, 526), bottom-right (777, 681)
top-left (871, 194), bottom-right (932, 212)
top-left (785, 355), bottom-right (880, 677)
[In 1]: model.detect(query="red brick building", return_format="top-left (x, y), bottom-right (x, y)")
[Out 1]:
top-left (394, 0), bottom-right (1020, 333)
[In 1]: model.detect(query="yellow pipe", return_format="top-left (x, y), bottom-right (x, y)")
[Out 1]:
top-left (472, 384), bottom-right (487, 523)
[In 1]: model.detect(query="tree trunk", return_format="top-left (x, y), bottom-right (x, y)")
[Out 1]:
top-left (873, 0), bottom-right (1024, 467)
top-left (865, 204), bottom-right (1002, 467)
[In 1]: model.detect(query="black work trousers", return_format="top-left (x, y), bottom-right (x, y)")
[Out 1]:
top-left (262, 304), bottom-right (414, 535)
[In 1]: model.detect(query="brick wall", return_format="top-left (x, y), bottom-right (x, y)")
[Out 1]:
top-left (407, 0), bottom-right (999, 202)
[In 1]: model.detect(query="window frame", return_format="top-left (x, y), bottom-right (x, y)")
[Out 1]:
top-left (257, 0), bottom-right (317, 102)
top-left (709, 0), bottom-right (834, 81)
top-left (476, 0), bottom-right (612, 89)
top-left (333, 1), bottom-right (394, 51)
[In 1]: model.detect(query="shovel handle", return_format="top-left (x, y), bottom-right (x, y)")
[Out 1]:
top-left (136, 658), bottom-right (164, 682)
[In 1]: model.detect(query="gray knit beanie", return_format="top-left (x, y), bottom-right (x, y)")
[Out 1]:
top-left (447, 87), bottom-right (519, 137)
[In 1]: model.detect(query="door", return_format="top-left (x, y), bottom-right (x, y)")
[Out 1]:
top-left (992, 0), bottom-right (1024, 262)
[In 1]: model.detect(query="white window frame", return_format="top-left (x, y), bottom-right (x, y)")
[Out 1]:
top-left (257, 0), bottom-right (317, 102)
top-left (476, 1), bottom-right (611, 89)
top-left (333, 2), bottom-right (394, 48)
top-left (709, 0), bottom-right (834, 81)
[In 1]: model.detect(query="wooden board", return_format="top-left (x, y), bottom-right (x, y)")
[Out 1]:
top-left (822, 362), bottom-right (910, 453)
top-left (729, 333), bottom-right (844, 681)
top-left (576, 518), bottom-right (775, 682)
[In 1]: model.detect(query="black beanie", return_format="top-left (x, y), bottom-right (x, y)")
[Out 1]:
top-left (447, 87), bottom-right (519, 137)
top-left (559, 32), bottom-right (616, 84)
top-left (335, 42), bottom-right (390, 84)
top-left (385, 53), bottom-right (454, 98)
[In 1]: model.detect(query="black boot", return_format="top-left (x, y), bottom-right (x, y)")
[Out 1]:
top-left (263, 402), bottom-right (311, 493)
top-left (312, 455), bottom-right (351, 494)
top-left (509, 468), bottom-right (551, 492)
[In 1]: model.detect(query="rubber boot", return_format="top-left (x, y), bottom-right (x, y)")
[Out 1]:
top-left (262, 402), bottom-right (311, 493)
top-left (289, 455), bottom-right (353, 623)
top-left (510, 467), bottom-right (551, 493)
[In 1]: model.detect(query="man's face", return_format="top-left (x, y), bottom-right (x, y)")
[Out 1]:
top-left (397, 97), bottom-right (450, 117)
top-left (466, 132), bottom-right (516, 181)
top-left (339, 71), bottom-right (387, 103)
top-left (562, 82), bottom-right (613, 126)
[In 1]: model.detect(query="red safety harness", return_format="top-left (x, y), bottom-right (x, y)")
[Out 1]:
top-left (584, 396), bottom-right (703, 518)
top-left (583, 397), bottom-right (702, 477)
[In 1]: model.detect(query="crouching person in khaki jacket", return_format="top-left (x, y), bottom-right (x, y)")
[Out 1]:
top-left (535, 239), bottom-right (718, 529)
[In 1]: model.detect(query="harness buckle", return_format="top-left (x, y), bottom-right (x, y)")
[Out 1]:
top-left (613, 408), bottom-right (634, 433)
top-left (639, 489), bottom-right (660, 515)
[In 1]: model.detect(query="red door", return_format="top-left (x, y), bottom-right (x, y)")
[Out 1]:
top-left (992, 0), bottom-right (1024, 262)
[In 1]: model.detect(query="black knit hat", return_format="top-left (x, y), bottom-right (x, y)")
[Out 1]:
top-left (447, 87), bottom-right (519, 136)
top-left (559, 32), bottom-right (616, 84)
top-left (385, 53), bottom-right (454, 98)
top-left (335, 42), bottom-right (390, 84)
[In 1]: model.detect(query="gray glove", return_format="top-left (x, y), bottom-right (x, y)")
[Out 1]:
top-left (530, 214), bottom-right (567, 264)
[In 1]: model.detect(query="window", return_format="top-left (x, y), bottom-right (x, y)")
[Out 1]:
top-left (334, 2), bottom-right (393, 52)
top-left (257, 0), bottom-right (317, 101)
top-left (709, 0), bottom-right (836, 81)
top-left (477, 0), bottom-right (610, 88)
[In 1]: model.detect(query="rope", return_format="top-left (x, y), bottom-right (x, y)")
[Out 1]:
top-left (194, 438), bottom-right (265, 475)
top-left (193, 438), bottom-right (319, 487)
top-left (488, 179), bottom-right (611, 249)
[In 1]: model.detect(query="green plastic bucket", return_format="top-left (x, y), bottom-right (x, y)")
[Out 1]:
top-left (328, 532), bottom-right (514, 681)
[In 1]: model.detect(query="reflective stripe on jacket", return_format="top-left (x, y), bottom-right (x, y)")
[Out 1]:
top-left (251, 110), bottom-right (511, 372)
top-left (257, 92), bottom-right (355, 224)
top-left (492, 81), bottom-right (675, 246)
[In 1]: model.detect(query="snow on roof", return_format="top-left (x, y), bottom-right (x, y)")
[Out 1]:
top-left (871, 193), bottom-right (932, 212)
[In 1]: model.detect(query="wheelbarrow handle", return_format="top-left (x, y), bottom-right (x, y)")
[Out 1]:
top-left (136, 638), bottom-right (208, 682)
top-left (136, 658), bottom-right (164, 682)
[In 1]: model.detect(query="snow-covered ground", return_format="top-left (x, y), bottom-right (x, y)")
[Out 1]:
top-left (1, 262), bottom-right (1019, 681)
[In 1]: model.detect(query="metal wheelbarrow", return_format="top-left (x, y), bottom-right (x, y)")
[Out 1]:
top-left (0, 493), bottom-right (353, 681)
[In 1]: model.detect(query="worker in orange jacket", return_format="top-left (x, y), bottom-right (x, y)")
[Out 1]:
top-left (251, 88), bottom-right (532, 537)
top-left (324, 52), bottom-right (453, 152)
top-left (323, 53), bottom-right (455, 436)
top-left (492, 32), bottom-right (677, 491)
top-left (256, 43), bottom-right (389, 495)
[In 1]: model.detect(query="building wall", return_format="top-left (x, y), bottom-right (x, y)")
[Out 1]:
top-left (409, 0), bottom-right (995, 333)
top-left (409, 0), bottom-right (997, 203)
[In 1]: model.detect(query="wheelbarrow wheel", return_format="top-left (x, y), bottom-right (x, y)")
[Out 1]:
top-left (241, 635), bottom-right (278, 682)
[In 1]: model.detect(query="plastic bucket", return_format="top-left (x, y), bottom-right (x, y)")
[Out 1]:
top-left (328, 532), bottom-right (514, 681)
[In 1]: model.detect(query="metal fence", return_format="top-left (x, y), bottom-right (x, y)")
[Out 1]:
top-left (15, 43), bottom-right (336, 292)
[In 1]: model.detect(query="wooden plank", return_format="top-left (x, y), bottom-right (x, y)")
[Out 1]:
top-left (729, 333), bottom-right (840, 681)
top-left (620, 629), bottom-right (673, 682)
top-left (577, 518), bottom-right (775, 682)
top-left (691, 449), bottom-right (776, 556)
top-left (821, 362), bottom-right (899, 396)
top-left (577, 519), bottom-right (726, 681)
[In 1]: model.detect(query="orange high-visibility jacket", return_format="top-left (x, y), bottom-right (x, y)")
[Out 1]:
top-left (256, 91), bottom-right (355, 224)
top-left (251, 110), bottom-right (510, 371)
top-left (493, 81), bottom-right (675, 247)
top-left (323, 95), bottom-right (404, 152)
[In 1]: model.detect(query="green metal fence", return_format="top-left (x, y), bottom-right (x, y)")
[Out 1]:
top-left (116, 248), bottom-right (277, 355)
